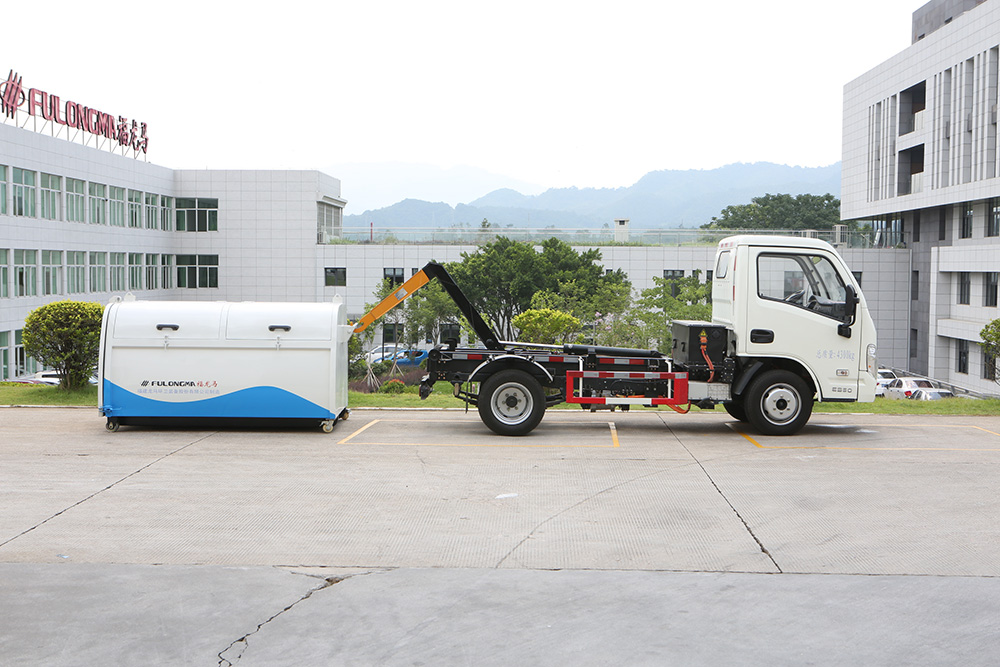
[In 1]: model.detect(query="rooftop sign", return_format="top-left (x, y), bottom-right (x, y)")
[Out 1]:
top-left (0, 69), bottom-right (148, 159)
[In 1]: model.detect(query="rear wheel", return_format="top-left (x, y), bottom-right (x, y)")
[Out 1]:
top-left (744, 369), bottom-right (813, 436)
top-left (477, 370), bottom-right (546, 436)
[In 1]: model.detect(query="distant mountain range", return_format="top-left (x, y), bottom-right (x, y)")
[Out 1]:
top-left (344, 162), bottom-right (841, 230)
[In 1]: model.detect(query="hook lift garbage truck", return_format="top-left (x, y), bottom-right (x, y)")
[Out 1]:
top-left (353, 235), bottom-right (878, 437)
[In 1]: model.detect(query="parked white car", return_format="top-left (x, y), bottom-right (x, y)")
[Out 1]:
top-left (909, 388), bottom-right (955, 401)
top-left (366, 345), bottom-right (402, 363)
top-left (884, 377), bottom-right (935, 400)
top-left (875, 368), bottom-right (898, 396)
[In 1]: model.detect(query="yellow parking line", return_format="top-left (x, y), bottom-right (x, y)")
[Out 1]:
top-left (728, 422), bottom-right (1000, 451)
top-left (338, 419), bottom-right (619, 448)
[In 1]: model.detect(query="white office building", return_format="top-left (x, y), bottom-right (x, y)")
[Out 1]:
top-left (843, 0), bottom-right (1000, 394)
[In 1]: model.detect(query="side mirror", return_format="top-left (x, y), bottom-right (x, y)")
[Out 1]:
top-left (838, 284), bottom-right (859, 338)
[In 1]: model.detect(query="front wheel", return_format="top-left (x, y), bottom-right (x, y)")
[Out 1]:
top-left (477, 370), bottom-right (546, 436)
top-left (722, 401), bottom-right (748, 422)
top-left (744, 369), bottom-right (813, 436)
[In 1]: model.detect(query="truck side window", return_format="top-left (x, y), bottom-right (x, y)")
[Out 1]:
top-left (757, 253), bottom-right (849, 321)
top-left (715, 251), bottom-right (730, 279)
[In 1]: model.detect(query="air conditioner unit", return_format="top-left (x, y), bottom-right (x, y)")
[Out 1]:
top-left (833, 224), bottom-right (847, 246)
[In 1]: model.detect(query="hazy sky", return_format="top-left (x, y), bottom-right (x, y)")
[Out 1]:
top-left (4, 0), bottom-right (922, 210)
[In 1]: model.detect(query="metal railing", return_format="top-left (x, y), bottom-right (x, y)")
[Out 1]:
top-left (319, 227), bottom-right (885, 248)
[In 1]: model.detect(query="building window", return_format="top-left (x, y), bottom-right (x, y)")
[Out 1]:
top-left (985, 350), bottom-right (998, 381)
top-left (0, 165), bottom-right (6, 215)
top-left (40, 173), bottom-right (61, 221)
top-left (109, 253), bottom-right (126, 292)
top-left (175, 198), bottom-right (218, 232)
top-left (0, 249), bottom-right (7, 298)
top-left (159, 196), bottom-right (174, 231)
top-left (0, 331), bottom-right (8, 380)
top-left (145, 254), bottom-right (160, 290)
top-left (324, 267), bottom-right (347, 287)
top-left (911, 270), bottom-right (919, 300)
top-left (144, 193), bottom-right (158, 229)
top-left (12, 168), bottom-right (36, 218)
top-left (67, 251), bottom-right (86, 294)
top-left (14, 329), bottom-right (37, 377)
top-left (961, 204), bottom-right (973, 238)
top-left (912, 211), bottom-right (921, 242)
top-left (109, 187), bottom-right (126, 227)
top-left (128, 190), bottom-right (143, 228)
top-left (13, 250), bottom-right (37, 297)
top-left (382, 323), bottom-right (403, 345)
top-left (161, 255), bottom-right (174, 289)
top-left (383, 267), bottom-right (404, 286)
top-left (317, 202), bottom-right (343, 242)
top-left (89, 252), bottom-right (107, 292)
top-left (873, 215), bottom-right (904, 247)
top-left (177, 254), bottom-right (219, 289)
top-left (990, 199), bottom-right (1000, 237)
top-left (89, 183), bottom-right (107, 225)
top-left (41, 250), bottom-right (62, 296)
top-left (958, 272), bottom-right (971, 304)
top-left (66, 178), bottom-right (85, 223)
top-left (910, 329), bottom-right (918, 359)
top-left (939, 208), bottom-right (947, 240)
top-left (663, 269), bottom-right (684, 297)
top-left (957, 339), bottom-right (969, 374)
top-left (852, 271), bottom-right (863, 287)
top-left (986, 272), bottom-right (1000, 308)
top-left (128, 253), bottom-right (143, 290)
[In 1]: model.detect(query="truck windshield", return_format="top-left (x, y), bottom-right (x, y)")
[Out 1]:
top-left (757, 253), bottom-right (850, 320)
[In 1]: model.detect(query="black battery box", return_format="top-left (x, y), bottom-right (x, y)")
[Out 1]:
top-left (671, 320), bottom-right (728, 366)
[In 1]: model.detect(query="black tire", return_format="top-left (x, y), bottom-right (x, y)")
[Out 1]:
top-left (722, 401), bottom-right (748, 422)
top-left (744, 369), bottom-right (813, 436)
top-left (477, 369), bottom-right (546, 436)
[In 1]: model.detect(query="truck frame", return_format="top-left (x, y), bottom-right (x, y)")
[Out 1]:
top-left (354, 235), bottom-right (878, 437)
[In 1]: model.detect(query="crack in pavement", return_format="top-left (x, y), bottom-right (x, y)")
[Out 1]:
top-left (0, 433), bottom-right (218, 551)
top-left (658, 413), bottom-right (783, 573)
top-left (217, 573), bottom-right (353, 666)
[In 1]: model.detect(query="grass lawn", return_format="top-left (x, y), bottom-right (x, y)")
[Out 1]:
top-left (2, 382), bottom-right (997, 416)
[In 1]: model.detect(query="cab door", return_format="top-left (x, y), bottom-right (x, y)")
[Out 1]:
top-left (742, 247), bottom-right (863, 400)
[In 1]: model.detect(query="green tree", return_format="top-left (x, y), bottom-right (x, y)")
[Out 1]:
top-left (701, 193), bottom-right (845, 231)
top-left (403, 280), bottom-right (459, 347)
top-left (22, 300), bottom-right (104, 390)
top-left (512, 308), bottom-right (582, 344)
top-left (980, 319), bottom-right (1000, 384)
top-left (634, 271), bottom-right (712, 351)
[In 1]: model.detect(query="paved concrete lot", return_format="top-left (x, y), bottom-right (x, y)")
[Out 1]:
top-left (2, 407), bottom-right (1000, 665)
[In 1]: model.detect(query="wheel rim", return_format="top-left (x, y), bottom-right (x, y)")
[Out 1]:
top-left (760, 383), bottom-right (800, 425)
top-left (491, 381), bottom-right (533, 425)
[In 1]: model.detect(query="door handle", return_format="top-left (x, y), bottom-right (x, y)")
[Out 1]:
top-left (750, 329), bottom-right (774, 344)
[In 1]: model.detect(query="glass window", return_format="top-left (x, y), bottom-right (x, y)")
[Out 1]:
top-left (144, 193), bottom-right (159, 229)
top-left (109, 253), bottom-right (126, 292)
top-left (938, 208), bottom-right (947, 240)
top-left (145, 254), bottom-right (160, 290)
top-left (175, 198), bottom-right (218, 232)
top-left (0, 165), bottom-right (6, 215)
top-left (317, 202), bottom-right (343, 242)
top-left (66, 178), bottom-right (86, 222)
top-left (985, 350), bottom-right (998, 381)
top-left (961, 204), bottom-right (973, 238)
top-left (0, 331), bottom-right (8, 380)
top-left (912, 211), bottom-right (921, 242)
top-left (40, 173), bottom-right (61, 221)
top-left (663, 269), bottom-right (684, 297)
top-left (41, 250), bottom-right (62, 296)
top-left (160, 196), bottom-right (173, 231)
top-left (382, 323), bottom-right (403, 345)
top-left (160, 254), bottom-right (174, 289)
top-left (67, 251), bottom-right (86, 294)
top-left (109, 186), bottom-right (126, 227)
top-left (128, 253), bottom-right (143, 290)
top-left (383, 267), bottom-right (404, 286)
top-left (873, 215), bottom-right (904, 247)
top-left (13, 249), bottom-right (37, 297)
top-left (325, 267), bottom-right (347, 287)
top-left (990, 199), bottom-right (1000, 237)
top-left (986, 272), bottom-right (999, 308)
top-left (89, 252), bottom-right (107, 292)
top-left (715, 251), bottom-right (730, 279)
top-left (957, 339), bottom-right (969, 374)
top-left (910, 329), bottom-right (918, 359)
top-left (12, 168), bottom-right (36, 218)
top-left (14, 329), bottom-right (37, 377)
top-left (958, 272), bottom-right (971, 305)
top-left (128, 190), bottom-right (142, 228)
top-left (176, 254), bottom-right (218, 288)
top-left (89, 183), bottom-right (107, 225)
top-left (0, 249), bottom-right (7, 298)
top-left (757, 253), bottom-right (850, 321)
top-left (912, 270), bottom-right (919, 301)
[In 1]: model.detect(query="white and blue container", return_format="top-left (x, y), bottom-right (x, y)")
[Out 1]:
top-left (98, 297), bottom-right (351, 431)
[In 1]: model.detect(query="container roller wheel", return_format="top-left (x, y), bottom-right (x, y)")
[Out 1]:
top-left (106, 418), bottom-right (120, 432)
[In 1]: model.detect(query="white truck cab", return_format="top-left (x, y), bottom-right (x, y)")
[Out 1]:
top-left (711, 235), bottom-right (878, 433)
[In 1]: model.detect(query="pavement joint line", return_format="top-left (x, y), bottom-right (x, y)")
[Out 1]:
top-left (661, 413), bottom-right (783, 573)
top-left (338, 418), bottom-right (620, 448)
top-left (727, 422), bottom-right (1000, 450)
top-left (0, 432), bottom-right (218, 551)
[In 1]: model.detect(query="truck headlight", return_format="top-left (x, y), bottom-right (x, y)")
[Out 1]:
top-left (867, 344), bottom-right (877, 378)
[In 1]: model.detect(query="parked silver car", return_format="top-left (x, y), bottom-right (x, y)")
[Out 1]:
top-left (909, 388), bottom-right (955, 400)
top-left (884, 377), bottom-right (935, 400)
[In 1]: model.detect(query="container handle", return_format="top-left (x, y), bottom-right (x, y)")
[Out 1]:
top-left (269, 325), bottom-right (292, 332)
top-left (156, 324), bottom-right (179, 331)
